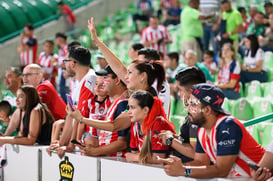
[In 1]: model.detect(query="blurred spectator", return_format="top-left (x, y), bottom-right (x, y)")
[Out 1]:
top-left (202, 50), bottom-right (218, 76)
top-left (37, 40), bottom-right (58, 87)
top-left (0, 101), bottom-right (17, 136)
top-left (215, 43), bottom-right (240, 100)
top-left (17, 23), bottom-right (38, 71)
top-left (214, 0), bottom-right (243, 54)
top-left (57, 1), bottom-right (76, 33)
top-left (238, 7), bottom-right (249, 32)
top-left (264, 2), bottom-right (273, 19)
top-left (165, 52), bottom-right (186, 98)
top-left (157, 0), bottom-right (172, 19)
top-left (94, 52), bottom-right (108, 70)
top-left (181, 0), bottom-right (214, 61)
top-left (246, 12), bottom-right (265, 36)
top-left (165, 52), bottom-right (186, 83)
top-left (184, 49), bottom-right (214, 82)
top-left (200, 0), bottom-right (220, 52)
top-left (128, 43), bottom-right (144, 60)
top-left (3, 67), bottom-right (22, 113)
top-left (162, 0), bottom-right (182, 26)
top-left (140, 16), bottom-right (172, 57)
top-left (133, 0), bottom-right (153, 31)
top-left (248, 5), bottom-right (258, 24)
top-left (240, 34), bottom-right (267, 90)
top-left (55, 32), bottom-right (69, 102)
top-left (259, 13), bottom-right (273, 52)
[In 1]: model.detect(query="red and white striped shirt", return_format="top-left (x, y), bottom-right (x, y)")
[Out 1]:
top-left (37, 52), bottom-right (58, 85)
top-left (140, 25), bottom-right (172, 56)
top-left (197, 115), bottom-right (264, 177)
top-left (20, 36), bottom-right (38, 66)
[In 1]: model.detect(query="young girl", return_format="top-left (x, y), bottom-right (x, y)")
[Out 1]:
top-left (0, 85), bottom-right (53, 145)
top-left (126, 91), bottom-right (175, 164)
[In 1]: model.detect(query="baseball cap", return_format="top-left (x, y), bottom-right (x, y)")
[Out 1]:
top-left (95, 65), bottom-right (116, 76)
top-left (69, 46), bottom-right (91, 66)
top-left (191, 83), bottom-right (230, 115)
top-left (95, 52), bottom-right (105, 59)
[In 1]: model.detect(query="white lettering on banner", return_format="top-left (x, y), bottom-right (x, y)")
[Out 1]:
top-left (218, 139), bottom-right (236, 146)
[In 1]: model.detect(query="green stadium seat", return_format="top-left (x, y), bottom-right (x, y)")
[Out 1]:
top-left (0, 6), bottom-right (17, 37)
top-left (174, 99), bottom-right (188, 117)
top-left (11, 0), bottom-right (42, 24)
top-left (252, 98), bottom-right (273, 122)
top-left (262, 81), bottom-right (273, 98)
top-left (245, 124), bottom-right (261, 144)
top-left (26, 0), bottom-right (55, 19)
top-left (261, 122), bottom-right (273, 149)
top-left (0, 1), bottom-right (30, 29)
top-left (222, 98), bottom-right (231, 113)
top-left (239, 82), bottom-right (244, 97)
top-left (264, 51), bottom-right (273, 67)
top-left (231, 98), bottom-right (253, 121)
top-left (266, 68), bottom-right (273, 82)
top-left (245, 80), bottom-right (262, 98)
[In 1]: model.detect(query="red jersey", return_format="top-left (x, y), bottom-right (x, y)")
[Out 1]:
top-left (140, 25), bottom-right (172, 56)
top-left (20, 35), bottom-right (38, 66)
top-left (93, 98), bottom-right (128, 157)
top-left (82, 96), bottom-right (112, 133)
top-left (62, 5), bottom-right (76, 24)
top-left (37, 52), bottom-right (58, 86)
top-left (130, 116), bottom-right (173, 154)
top-left (37, 80), bottom-right (66, 120)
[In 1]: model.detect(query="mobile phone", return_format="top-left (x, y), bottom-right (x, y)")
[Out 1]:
top-left (71, 139), bottom-right (85, 147)
top-left (66, 94), bottom-right (74, 111)
top-left (157, 38), bottom-right (164, 45)
top-left (247, 162), bottom-right (260, 171)
top-left (153, 130), bottom-right (160, 135)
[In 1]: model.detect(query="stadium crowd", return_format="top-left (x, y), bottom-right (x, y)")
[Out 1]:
top-left (1, 0), bottom-right (273, 180)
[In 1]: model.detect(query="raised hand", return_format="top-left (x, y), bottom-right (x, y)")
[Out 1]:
top-left (87, 17), bottom-right (99, 43)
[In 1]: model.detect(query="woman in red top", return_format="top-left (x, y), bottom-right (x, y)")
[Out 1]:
top-left (126, 90), bottom-right (175, 164)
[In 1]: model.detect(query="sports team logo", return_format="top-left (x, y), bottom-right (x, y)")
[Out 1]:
top-left (59, 156), bottom-right (74, 181)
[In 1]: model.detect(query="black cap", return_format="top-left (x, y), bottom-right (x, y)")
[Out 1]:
top-left (264, 1), bottom-right (273, 8)
top-left (191, 83), bottom-right (230, 115)
top-left (69, 46), bottom-right (91, 66)
top-left (95, 65), bottom-right (116, 76)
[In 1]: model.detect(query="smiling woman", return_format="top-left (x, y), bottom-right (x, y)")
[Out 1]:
top-left (0, 85), bottom-right (54, 145)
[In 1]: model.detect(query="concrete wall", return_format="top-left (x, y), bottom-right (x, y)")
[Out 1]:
top-left (0, 0), bottom-right (134, 80)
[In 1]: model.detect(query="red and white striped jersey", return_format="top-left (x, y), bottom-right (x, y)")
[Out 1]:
top-left (83, 96), bottom-right (112, 133)
top-left (20, 36), bottom-right (38, 66)
top-left (37, 52), bottom-right (58, 85)
top-left (196, 115), bottom-right (265, 177)
top-left (93, 98), bottom-right (128, 157)
top-left (140, 25), bottom-right (172, 56)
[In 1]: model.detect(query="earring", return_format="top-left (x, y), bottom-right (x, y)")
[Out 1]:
top-left (140, 79), bottom-right (143, 83)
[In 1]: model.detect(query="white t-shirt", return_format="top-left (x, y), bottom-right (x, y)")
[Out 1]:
top-left (266, 140), bottom-right (273, 153)
top-left (152, 80), bottom-right (171, 119)
top-left (245, 48), bottom-right (264, 70)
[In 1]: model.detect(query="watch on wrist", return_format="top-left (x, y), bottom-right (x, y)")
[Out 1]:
top-left (166, 137), bottom-right (174, 147)
top-left (184, 166), bottom-right (191, 177)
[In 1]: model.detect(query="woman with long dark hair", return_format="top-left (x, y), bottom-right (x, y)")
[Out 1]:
top-left (240, 34), bottom-right (267, 89)
top-left (126, 91), bottom-right (175, 164)
top-left (0, 85), bottom-right (53, 145)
